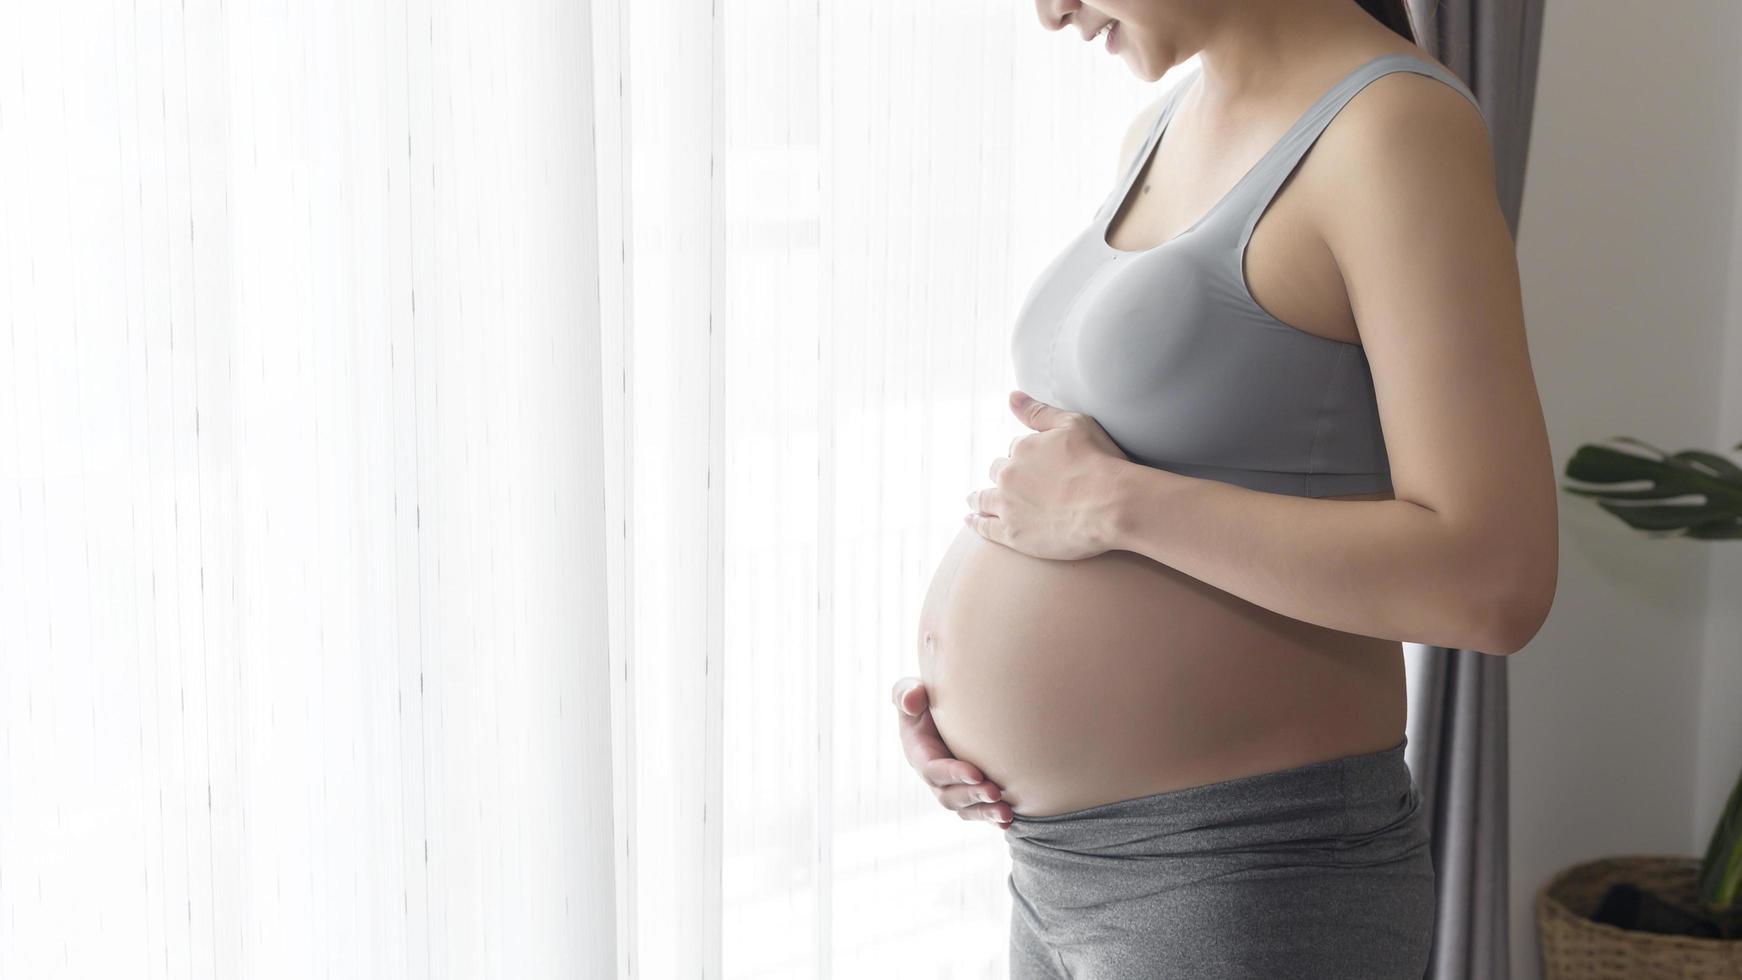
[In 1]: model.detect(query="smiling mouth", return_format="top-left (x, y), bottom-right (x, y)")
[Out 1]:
top-left (1094, 20), bottom-right (1121, 53)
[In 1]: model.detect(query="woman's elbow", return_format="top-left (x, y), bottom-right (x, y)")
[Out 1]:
top-left (1479, 551), bottom-right (1558, 656)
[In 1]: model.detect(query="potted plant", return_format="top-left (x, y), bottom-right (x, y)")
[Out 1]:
top-left (1538, 437), bottom-right (1742, 977)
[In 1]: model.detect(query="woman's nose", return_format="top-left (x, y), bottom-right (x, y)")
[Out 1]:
top-left (1037, 0), bottom-right (1084, 33)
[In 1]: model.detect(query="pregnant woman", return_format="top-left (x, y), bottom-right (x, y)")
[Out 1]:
top-left (891, 0), bottom-right (1557, 977)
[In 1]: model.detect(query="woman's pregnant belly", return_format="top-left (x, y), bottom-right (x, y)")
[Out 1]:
top-left (916, 521), bottom-right (1408, 817)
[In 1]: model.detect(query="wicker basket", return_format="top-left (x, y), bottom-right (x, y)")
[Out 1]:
top-left (1537, 855), bottom-right (1742, 979)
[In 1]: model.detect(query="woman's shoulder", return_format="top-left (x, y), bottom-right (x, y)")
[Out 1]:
top-left (1335, 47), bottom-right (1487, 139)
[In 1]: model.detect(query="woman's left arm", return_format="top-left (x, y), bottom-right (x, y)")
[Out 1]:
top-left (973, 75), bottom-right (1558, 655)
top-left (1114, 75), bottom-right (1557, 655)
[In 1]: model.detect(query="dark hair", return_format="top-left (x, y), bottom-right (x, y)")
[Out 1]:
top-left (1353, 0), bottom-right (1419, 45)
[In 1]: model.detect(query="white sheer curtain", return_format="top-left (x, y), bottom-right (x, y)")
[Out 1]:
top-left (5, 0), bottom-right (1229, 977)
top-left (598, 2), bottom-right (1169, 977)
top-left (1, 1), bottom-right (614, 976)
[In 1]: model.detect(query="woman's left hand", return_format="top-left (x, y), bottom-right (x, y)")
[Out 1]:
top-left (964, 391), bottom-right (1132, 561)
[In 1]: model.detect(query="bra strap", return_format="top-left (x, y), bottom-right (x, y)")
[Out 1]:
top-left (1232, 53), bottom-right (1485, 249)
top-left (1102, 65), bottom-right (1202, 219)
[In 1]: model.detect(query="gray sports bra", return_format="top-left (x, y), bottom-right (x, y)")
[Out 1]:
top-left (1010, 52), bottom-right (1484, 497)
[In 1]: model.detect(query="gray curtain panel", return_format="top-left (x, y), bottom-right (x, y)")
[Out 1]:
top-left (1401, 2), bottom-right (1546, 979)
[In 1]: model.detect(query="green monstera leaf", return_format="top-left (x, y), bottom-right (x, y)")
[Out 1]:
top-left (1560, 436), bottom-right (1742, 539)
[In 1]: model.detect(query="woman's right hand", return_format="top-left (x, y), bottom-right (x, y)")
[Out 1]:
top-left (891, 676), bottom-right (1012, 829)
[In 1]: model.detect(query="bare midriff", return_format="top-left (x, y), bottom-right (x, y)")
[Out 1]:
top-left (914, 488), bottom-right (1405, 818)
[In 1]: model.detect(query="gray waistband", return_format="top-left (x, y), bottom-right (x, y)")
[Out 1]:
top-left (1004, 736), bottom-right (1415, 856)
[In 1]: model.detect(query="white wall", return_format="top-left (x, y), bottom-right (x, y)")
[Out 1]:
top-left (1510, 2), bottom-right (1742, 977)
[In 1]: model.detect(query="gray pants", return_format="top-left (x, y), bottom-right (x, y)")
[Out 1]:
top-left (1004, 737), bottom-right (1434, 979)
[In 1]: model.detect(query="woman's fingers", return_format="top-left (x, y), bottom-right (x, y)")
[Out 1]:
top-left (938, 778), bottom-right (1014, 826)
top-left (936, 779), bottom-right (1002, 809)
top-left (965, 487), bottom-right (1002, 516)
top-left (919, 755), bottom-right (984, 790)
top-left (890, 676), bottom-right (927, 716)
top-left (891, 676), bottom-right (1012, 827)
top-left (894, 689), bottom-right (960, 773)
top-left (956, 801), bottom-right (1015, 826)
top-left (896, 692), bottom-right (987, 788)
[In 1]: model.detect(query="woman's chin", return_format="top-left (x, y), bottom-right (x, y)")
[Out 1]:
top-left (1118, 47), bottom-right (1160, 83)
